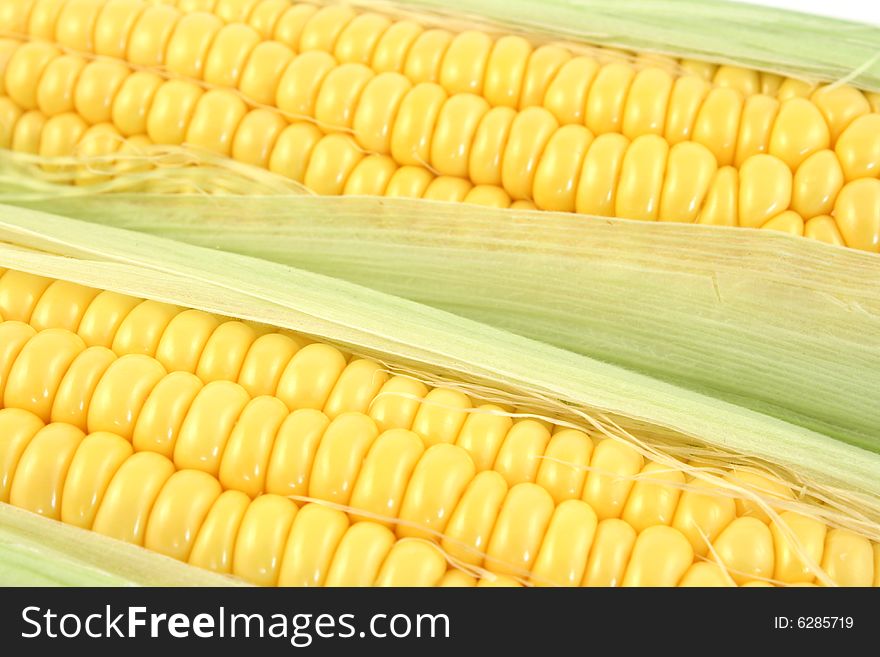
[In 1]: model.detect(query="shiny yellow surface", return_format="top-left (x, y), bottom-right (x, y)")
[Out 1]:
top-left (267, 122), bottom-right (320, 183)
top-left (173, 379), bottom-right (249, 476)
top-left (232, 492), bottom-right (296, 586)
top-left (531, 500), bottom-right (597, 586)
top-left (544, 56), bottom-right (597, 125)
top-left (51, 346), bottom-right (115, 428)
top-left (349, 428), bottom-right (423, 525)
top-left (237, 331), bottom-right (302, 396)
top-left (804, 214), bottom-right (845, 246)
top-left (4, 328), bottom-right (85, 421)
top-left (88, 354), bottom-right (165, 439)
top-left (502, 106), bottom-right (558, 200)
top-left (10, 109), bottom-right (45, 153)
top-left (621, 462), bottom-right (685, 532)
top-left (771, 511), bottom-right (826, 584)
top-left (398, 443), bottom-right (474, 539)
top-left (762, 210), bottom-right (804, 237)
top-left (113, 295), bottom-right (180, 355)
top-left (324, 521), bottom-right (395, 586)
top-left (36, 54), bottom-right (86, 117)
top-left (371, 20), bottom-right (423, 74)
top-left (834, 178), bottom-right (880, 252)
top-left (769, 98), bottom-right (830, 170)
top-left (484, 35), bottom-right (530, 108)
top-left (726, 469), bottom-right (793, 523)
top-left (131, 370), bottom-right (200, 457)
top-left (272, 2), bottom-right (318, 51)
top-left (144, 468), bottom-right (222, 561)
top-left (264, 408), bottom-right (328, 498)
top-left (126, 5), bottom-right (179, 67)
top-left (353, 72), bottom-right (411, 154)
top-left (367, 375), bottom-right (427, 432)
top-left (0, 407), bottom-right (43, 503)
top-left (439, 30), bottom-right (492, 96)
top-left (582, 439), bottom-right (643, 520)
top-left (315, 62), bottom-right (373, 131)
top-left (714, 516), bottom-right (775, 584)
top-left (92, 451), bottom-right (175, 545)
top-left (535, 429), bottom-right (593, 504)
top-left (60, 433), bottom-right (132, 529)
top-left (276, 50), bottom-right (335, 120)
top-left (278, 503), bottom-right (349, 586)
top-left (276, 342), bottom-right (345, 411)
top-left (835, 113), bottom-right (880, 181)
top-left (665, 75), bottom-right (710, 145)
top-left (623, 67), bottom-right (673, 138)
top-left (374, 538), bottom-right (446, 587)
top-left (188, 489), bottom-right (250, 574)
top-left (734, 94), bottom-right (779, 166)
top-left (792, 149), bottom-right (844, 219)
top-left (622, 525), bottom-right (693, 586)
top-left (533, 124), bottom-right (593, 212)
top-left (308, 412), bottom-right (379, 505)
top-left (672, 480), bottom-right (736, 556)
top-left (811, 84), bottom-right (870, 143)
top-left (693, 87), bottom-right (742, 166)
top-left (219, 395), bottom-right (288, 497)
top-left (346, 152), bottom-right (397, 192)
top-left (659, 141), bottom-right (717, 222)
top-left (616, 134), bottom-right (668, 221)
top-left (679, 562), bottom-right (732, 587)
top-left (431, 93), bottom-right (489, 177)
top-left (585, 63), bottom-right (634, 136)
top-left (468, 106), bottom-right (515, 186)
top-left (9, 421), bottom-right (83, 520)
top-left (441, 470), bottom-right (507, 566)
top-left (411, 387), bottom-right (471, 447)
top-left (485, 482), bottom-right (554, 577)
top-left (112, 71), bottom-right (162, 137)
top-left (738, 154), bottom-right (792, 228)
top-left (821, 529), bottom-right (874, 587)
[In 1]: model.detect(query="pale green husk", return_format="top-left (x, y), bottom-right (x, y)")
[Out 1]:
top-left (0, 204), bottom-right (879, 585)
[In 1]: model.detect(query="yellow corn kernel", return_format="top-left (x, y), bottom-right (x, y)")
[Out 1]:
top-left (833, 178), bottom-right (880, 253)
top-left (738, 154), bottom-right (792, 228)
top-left (771, 511), bottom-right (827, 584)
top-left (622, 525), bottom-right (693, 586)
top-left (582, 439), bottom-right (643, 520)
top-left (713, 516), bottom-right (775, 585)
top-left (821, 529), bottom-right (874, 587)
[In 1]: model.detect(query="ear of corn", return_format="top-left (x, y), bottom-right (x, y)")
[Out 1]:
top-left (0, 0), bottom-right (878, 247)
top-left (0, 204), bottom-right (878, 586)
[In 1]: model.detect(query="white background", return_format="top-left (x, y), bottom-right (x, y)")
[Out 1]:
top-left (736, 0), bottom-right (880, 25)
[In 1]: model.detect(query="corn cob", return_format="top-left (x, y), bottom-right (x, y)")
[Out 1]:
top-left (0, 1), bottom-right (878, 250)
top-left (0, 267), bottom-right (876, 587)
